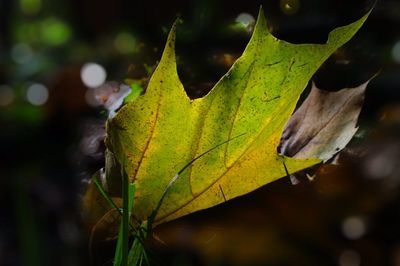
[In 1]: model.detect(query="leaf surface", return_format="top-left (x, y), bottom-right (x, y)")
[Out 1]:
top-left (106, 9), bottom-right (369, 224)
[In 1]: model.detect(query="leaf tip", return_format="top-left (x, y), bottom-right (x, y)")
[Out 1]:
top-left (258, 5), bottom-right (264, 18)
top-left (326, 7), bottom-right (372, 47)
top-left (255, 6), bottom-right (267, 30)
top-left (158, 19), bottom-right (180, 66)
top-left (167, 21), bottom-right (177, 51)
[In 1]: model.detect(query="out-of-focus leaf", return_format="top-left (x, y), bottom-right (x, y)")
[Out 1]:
top-left (280, 81), bottom-right (369, 161)
top-left (94, 81), bottom-right (131, 117)
top-left (82, 172), bottom-right (122, 245)
top-left (123, 83), bottom-right (143, 104)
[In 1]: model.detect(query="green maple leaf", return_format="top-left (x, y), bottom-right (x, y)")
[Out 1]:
top-left (105, 9), bottom-right (369, 225)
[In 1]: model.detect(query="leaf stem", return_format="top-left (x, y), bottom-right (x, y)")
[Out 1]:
top-left (121, 170), bottom-right (130, 266)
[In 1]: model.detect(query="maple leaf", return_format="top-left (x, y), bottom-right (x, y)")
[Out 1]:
top-left (100, 9), bottom-right (369, 225)
top-left (280, 80), bottom-right (370, 162)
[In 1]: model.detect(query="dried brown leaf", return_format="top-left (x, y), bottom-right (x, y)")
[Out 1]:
top-left (280, 80), bottom-right (370, 162)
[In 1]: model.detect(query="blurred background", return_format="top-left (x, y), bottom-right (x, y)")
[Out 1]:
top-left (1, 0), bottom-right (400, 265)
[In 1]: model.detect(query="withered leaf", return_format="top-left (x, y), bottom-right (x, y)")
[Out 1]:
top-left (280, 80), bottom-right (370, 162)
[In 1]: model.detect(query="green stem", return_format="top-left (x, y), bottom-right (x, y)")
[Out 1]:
top-left (121, 170), bottom-right (129, 266)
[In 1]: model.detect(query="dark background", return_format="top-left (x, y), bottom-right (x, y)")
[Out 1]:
top-left (1, 0), bottom-right (400, 265)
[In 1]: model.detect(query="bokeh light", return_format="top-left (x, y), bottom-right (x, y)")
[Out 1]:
top-left (26, 83), bottom-right (49, 106)
top-left (80, 63), bottom-right (107, 88)
top-left (14, 23), bottom-right (40, 44)
top-left (0, 85), bottom-right (15, 106)
top-left (392, 40), bottom-right (400, 64)
top-left (11, 43), bottom-right (34, 64)
top-left (235, 13), bottom-right (255, 28)
top-left (19, 0), bottom-right (42, 15)
top-left (280, 0), bottom-right (300, 15)
top-left (364, 152), bottom-right (394, 179)
top-left (114, 32), bottom-right (137, 54)
top-left (339, 249), bottom-right (361, 266)
top-left (341, 216), bottom-right (366, 240)
top-left (40, 17), bottom-right (72, 46)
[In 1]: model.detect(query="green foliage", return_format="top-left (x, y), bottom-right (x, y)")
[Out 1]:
top-left (113, 174), bottom-right (135, 266)
top-left (123, 83), bottom-right (143, 104)
top-left (92, 172), bottom-right (148, 266)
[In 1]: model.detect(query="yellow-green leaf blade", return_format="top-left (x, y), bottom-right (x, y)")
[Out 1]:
top-left (106, 9), bottom-right (370, 224)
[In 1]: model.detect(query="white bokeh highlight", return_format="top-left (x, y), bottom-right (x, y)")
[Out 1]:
top-left (26, 83), bottom-right (49, 106)
top-left (342, 216), bottom-right (366, 240)
top-left (235, 13), bottom-right (255, 27)
top-left (80, 62), bottom-right (107, 88)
